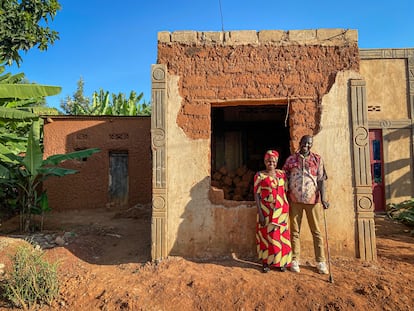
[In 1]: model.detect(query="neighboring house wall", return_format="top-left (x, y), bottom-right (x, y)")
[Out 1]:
top-left (43, 116), bottom-right (152, 211)
top-left (360, 49), bottom-right (414, 206)
top-left (151, 29), bottom-right (374, 261)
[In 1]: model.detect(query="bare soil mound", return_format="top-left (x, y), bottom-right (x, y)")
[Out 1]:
top-left (0, 208), bottom-right (413, 311)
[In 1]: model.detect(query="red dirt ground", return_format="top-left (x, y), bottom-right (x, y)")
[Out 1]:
top-left (0, 207), bottom-right (413, 311)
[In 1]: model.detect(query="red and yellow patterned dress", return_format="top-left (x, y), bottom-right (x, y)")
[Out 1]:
top-left (254, 170), bottom-right (292, 268)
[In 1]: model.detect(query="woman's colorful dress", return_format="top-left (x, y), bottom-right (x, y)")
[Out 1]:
top-left (254, 170), bottom-right (292, 268)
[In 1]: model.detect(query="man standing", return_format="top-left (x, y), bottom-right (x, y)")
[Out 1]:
top-left (282, 135), bottom-right (329, 274)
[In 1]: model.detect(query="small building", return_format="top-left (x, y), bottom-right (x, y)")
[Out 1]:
top-left (150, 29), bottom-right (414, 262)
top-left (43, 116), bottom-right (151, 210)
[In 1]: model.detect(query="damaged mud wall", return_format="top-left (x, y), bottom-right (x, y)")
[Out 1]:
top-left (153, 29), bottom-right (361, 260)
top-left (157, 29), bottom-right (359, 147)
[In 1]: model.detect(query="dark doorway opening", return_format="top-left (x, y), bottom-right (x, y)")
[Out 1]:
top-left (211, 104), bottom-right (290, 201)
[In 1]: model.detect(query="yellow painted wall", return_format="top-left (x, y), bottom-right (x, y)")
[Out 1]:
top-left (361, 58), bottom-right (412, 207)
top-left (384, 129), bottom-right (412, 204)
top-left (360, 59), bottom-right (408, 120)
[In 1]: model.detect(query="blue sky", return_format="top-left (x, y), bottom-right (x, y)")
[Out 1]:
top-left (8, 0), bottom-right (414, 110)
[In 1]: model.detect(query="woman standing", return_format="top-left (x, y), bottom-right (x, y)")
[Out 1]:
top-left (254, 150), bottom-right (292, 273)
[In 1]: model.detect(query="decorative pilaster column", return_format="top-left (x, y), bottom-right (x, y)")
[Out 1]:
top-left (350, 79), bottom-right (377, 261)
top-left (151, 64), bottom-right (168, 260)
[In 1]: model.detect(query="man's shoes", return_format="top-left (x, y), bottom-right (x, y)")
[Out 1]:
top-left (290, 260), bottom-right (300, 272)
top-left (262, 264), bottom-right (270, 273)
top-left (317, 262), bottom-right (329, 274)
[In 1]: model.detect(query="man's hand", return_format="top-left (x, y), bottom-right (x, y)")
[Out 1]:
top-left (259, 213), bottom-right (266, 226)
top-left (322, 200), bottom-right (330, 209)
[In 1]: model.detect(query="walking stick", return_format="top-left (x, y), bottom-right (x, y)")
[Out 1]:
top-left (323, 209), bottom-right (334, 283)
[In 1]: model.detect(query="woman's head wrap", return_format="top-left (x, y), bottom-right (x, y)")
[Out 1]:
top-left (264, 150), bottom-right (279, 160)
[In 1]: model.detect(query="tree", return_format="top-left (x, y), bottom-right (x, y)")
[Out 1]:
top-left (89, 89), bottom-right (151, 116)
top-left (60, 77), bottom-right (151, 116)
top-left (59, 77), bottom-right (90, 114)
top-left (0, 0), bottom-right (61, 66)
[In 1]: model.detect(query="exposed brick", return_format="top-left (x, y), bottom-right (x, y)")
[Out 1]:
top-left (307, 72), bottom-right (324, 83)
top-left (264, 74), bottom-right (281, 85)
top-left (223, 64), bottom-right (245, 73)
top-left (283, 74), bottom-right (301, 85)
top-left (182, 102), bottom-right (210, 116)
top-left (258, 87), bottom-right (272, 96)
top-left (193, 89), bottom-right (217, 100)
top-left (207, 75), bottom-right (232, 87)
top-left (232, 75), bottom-right (252, 86)
top-left (157, 30), bottom-right (360, 140)
top-left (182, 75), bottom-right (206, 87)
top-left (218, 86), bottom-right (245, 99)
top-left (244, 87), bottom-right (260, 96)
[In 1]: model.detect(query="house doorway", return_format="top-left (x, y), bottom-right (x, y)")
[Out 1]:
top-left (109, 151), bottom-right (129, 207)
top-left (369, 129), bottom-right (385, 212)
top-left (211, 104), bottom-right (290, 201)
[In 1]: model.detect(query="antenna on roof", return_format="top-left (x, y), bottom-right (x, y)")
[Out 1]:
top-left (218, 0), bottom-right (225, 32)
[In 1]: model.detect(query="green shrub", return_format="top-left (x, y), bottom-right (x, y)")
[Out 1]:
top-left (2, 243), bottom-right (59, 309)
top-left (387, 198), bottom-right (414, 227)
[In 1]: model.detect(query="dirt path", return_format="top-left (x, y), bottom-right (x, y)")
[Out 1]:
top-left (0, 208), bottom-right (413, 311)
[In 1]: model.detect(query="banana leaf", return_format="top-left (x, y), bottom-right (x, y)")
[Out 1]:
top-left (0, 163), bottom-right (11, 179)
top-left (0, 142), bottom-right (20, 164)
top-left (0, 106), bottom-right (38, 120)
top-left (38, 167), bottom-right (79, 178)
top-left (22, 128), bottom-right (43, 180)
top-left (43, 148), bottom-right (100, 165)
top-left (0, 84), bottom-right (61, 99)
top-left (0, 72), bottom-right (25, 84)
top-left (28, 106), bottom-right (60, 116)
top-left (0, 131), bottom-right (27, 142)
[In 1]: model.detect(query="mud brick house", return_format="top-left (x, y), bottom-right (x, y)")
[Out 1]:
top-left (43, 28), bottom-right (414, 263)
top-left (150, 29), bottom-right (413, 262)
top-left (43, 116), bottom-right (151, 209)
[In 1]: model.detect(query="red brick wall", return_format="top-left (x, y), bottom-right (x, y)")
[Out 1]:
top-left (43, 117), bottom-right (151, 210)
top-left (158, 43), bottom-right (359, 148)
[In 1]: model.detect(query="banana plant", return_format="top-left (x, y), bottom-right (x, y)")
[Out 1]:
top-left (0, 124), bottom-right (100, 232)
top-left (0, 60), bottom-right (61, 156)
top-left (91, 89), bottom-right (111, 115)
top-left (0, 59), bottom-right (77, 230)
top-left (67, 88), bottom-right (151, 116)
